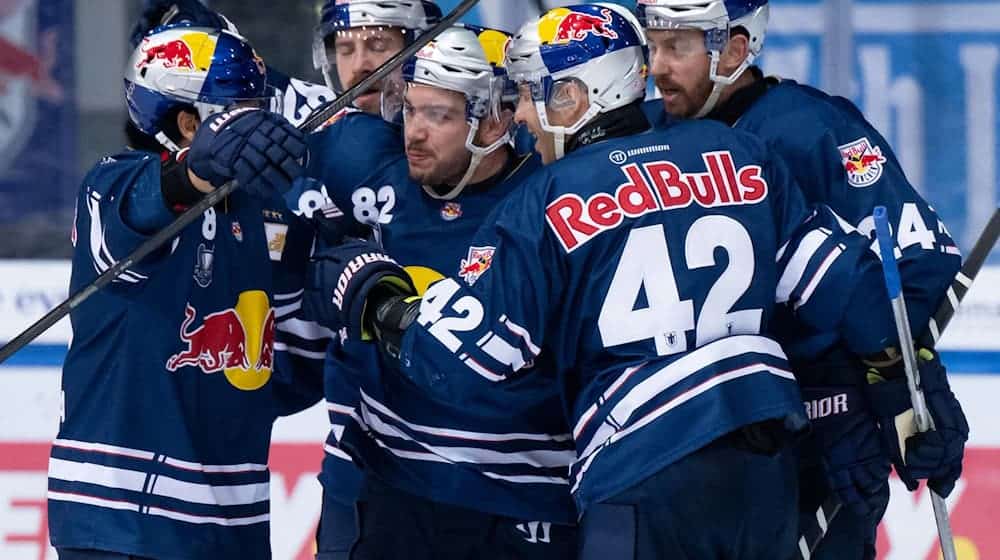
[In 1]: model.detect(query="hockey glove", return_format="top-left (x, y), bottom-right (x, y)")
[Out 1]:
top-left (293, 179), bottom-right (374, 247)
top-left (803, 385), bottom-right (892, 517)
top-left (304, 239), bottom-right (415, 342)
top-left (865, 348), bottom-right (969, 497)
top-left (188, 107), bottom-right (307, 199)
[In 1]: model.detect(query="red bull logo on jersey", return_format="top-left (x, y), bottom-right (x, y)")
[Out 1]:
top-left (165, 290), bottom-right (275, 391)
top-left (135, 31), bottom-right (217, 73)
top-left (546, 151), bottom-right (768, 252)
top-left (839, 137), bottom-right (887, 188)
top-left (538, 7), bottom-right (619, 45)
top-left (459, 246), bottom-right (495, 286)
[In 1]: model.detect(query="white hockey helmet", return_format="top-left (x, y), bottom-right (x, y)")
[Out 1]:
top-left (637, 0), bottom-right (769, 117)
top-left (506, 3), bottom-right (648, 160)
top-left (390, 24), bottom-right (514, 200)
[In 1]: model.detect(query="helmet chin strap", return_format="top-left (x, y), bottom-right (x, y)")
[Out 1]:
top-left (694, 48), bottom-right (755, 119)
top-left (421, 118), bottom-right (510, 201)
top-left (155, 131), bottom-right (182, 153)
top-left (535, 98), bottom-right (601, 162)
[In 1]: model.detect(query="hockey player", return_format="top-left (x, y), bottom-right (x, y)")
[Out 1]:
top-left (126, 0), bottom-right (337, 145)
top-left (302, 5), bottom-right (906, 557)
top-left (49, 25), bottom-right (320, 560)
top-left (295, 24), bottom-right (579, 559)
top-left (636, 1), bottom-right (968, 557)
top-left (313, 0), bottom-right (443, 115)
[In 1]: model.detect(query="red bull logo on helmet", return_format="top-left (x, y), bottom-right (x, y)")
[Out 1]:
top-left (459, 246), bottom-right (495, 286)
top-left (538, 7), bottom-right (619, 45)
top-left (165, 290), bottom-right (275, 391)
top-left (839, 137), bottom-right (887, 188)
top-left (136, 31), bottom-right (218, 73)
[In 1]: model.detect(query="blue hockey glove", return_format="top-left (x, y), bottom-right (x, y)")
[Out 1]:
top-left (130, 0), bottom-right (232, 48)
top-left (188, 108), bottom-right (307, 199)
top-left (304, 239), bottom-right (415, 342)
top-left (802, 385), bottom-right (892, 517)
top-left (865, 348), bottom-right (968, 497)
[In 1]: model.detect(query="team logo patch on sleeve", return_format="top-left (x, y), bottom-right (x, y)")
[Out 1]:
top-left (459, 246), bottom-right (495, 286)
top-left (839, 137), bottom-right (887, 187)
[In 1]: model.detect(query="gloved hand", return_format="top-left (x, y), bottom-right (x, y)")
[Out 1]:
top-left (864, 348), bottom-right (969, 497)
top-left (188, 108), bottom-right (307, 199)
top-left (303, 239), bottom-right (415, 342)
top-left (803, 385), bottom-right (892, 517)
top-left (130, 0), bottom-right (233, 48)
top-left (291, 178), bottom-right (374, 247)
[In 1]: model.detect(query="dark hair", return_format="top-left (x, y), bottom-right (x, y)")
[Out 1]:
top-left (124, 105), bottom-right (198, 152)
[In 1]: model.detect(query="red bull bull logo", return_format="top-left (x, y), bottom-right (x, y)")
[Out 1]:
top-left (165, 290), bottom-right (274, 391)
top-left (135, 31), bottom-right (217, 73)
top-left (538, 7), bottom-right (619, 45)
top-left (459, 246), bottom-right (496, 286)
top-left (839, 137), bottom-right (887, 188)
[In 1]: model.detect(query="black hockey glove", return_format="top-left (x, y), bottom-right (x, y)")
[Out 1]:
top-left (865, 348), bottom-right (968, 497)
top-left (803, 385), bottom-right (892, 517)
top-left (304, 239), bottom-right (415, 342)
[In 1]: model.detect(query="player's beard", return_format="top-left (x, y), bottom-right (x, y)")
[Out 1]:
top-left (655, 75), bottom-right (715, 119)
top-left (408, 146), bottom-right (473, 188)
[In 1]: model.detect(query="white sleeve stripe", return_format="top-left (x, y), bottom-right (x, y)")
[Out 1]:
top-left (86, 191), bottom-right (147, 284)
top-left (273, 342), bottom-right (326, 360)
top-left (359, 390), bottom-right (572, 442)
top-left (794, 245), bottom-right (844, 310)
top-left (274, 301), bottom-right (301, 318)
top-left (276, 317), bottom-right (334, 340)
top-left (274, 289), bottom-right (304, 301)
top-left (464, 356), bottom-right (506, 382)
top-left (499, 315), bottom-right (541, 356)
top-left (324, 443), bottom-right (354, 462)
top-left (776, 229), bottom-right (830, 303)
top-left (480, 332), bottom-right (527, 373)
top-left (775, 240), bottom-right (790, 263)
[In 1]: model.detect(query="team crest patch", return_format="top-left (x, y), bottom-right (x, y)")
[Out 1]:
top-left (440, 202), bottom-right (462, 221)
top-left (231, 221), bottom-right (243, 241)
top-left (459, 246), bottom-right (495, 286)
top-left (839, 137), bottom-right (887, 188)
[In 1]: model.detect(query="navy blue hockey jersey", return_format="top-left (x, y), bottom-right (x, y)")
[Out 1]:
top-left (286, 112), bottom-right (578, 523)
top-left (50, 151), bottom-right (323, 560)
top-left (381, 120), bottom-right (892, 511)
top-left (644, 78), bottom-right (961, 361)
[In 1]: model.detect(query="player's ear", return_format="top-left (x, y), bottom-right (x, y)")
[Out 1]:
top-left (720, 32), bottom-right (750, 75)
top-left (177, 109), bottom-right (200, 144)
top-left (546, 78), bottom-right (589, 126)
top-left (476, 107), bottom-right (514, 146)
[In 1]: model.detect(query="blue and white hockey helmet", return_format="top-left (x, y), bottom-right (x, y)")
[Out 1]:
top-left (385, 24), bottom-right (514, 199)
top-left (124, 24), bottom-right (279, 152)
top-left (313, 0), bottom-right (443, 92)
top-left (637, 0), bottom-right (769, 116)
top-left (506, 3), bottom-right (647, 159)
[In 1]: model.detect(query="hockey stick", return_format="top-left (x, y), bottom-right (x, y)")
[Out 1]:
top-left (0, 0), bottom-right (480, 365)
top-left (794, 207), bottom-right (1000, 559)
top-left (873, 205), bottom-right (957, 560)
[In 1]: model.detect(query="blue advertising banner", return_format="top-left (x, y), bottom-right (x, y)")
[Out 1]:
top-left (0, 0), bottom-right (75, 250)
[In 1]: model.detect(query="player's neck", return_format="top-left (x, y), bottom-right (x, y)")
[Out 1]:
top-left (465, 147), bottom-right (510, 186)
top-left (716, 68), bottom-right (759, 108)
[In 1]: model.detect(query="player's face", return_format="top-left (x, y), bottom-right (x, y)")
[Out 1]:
top-left (646, 28), bottom-right (714, 118)
top-left (514, 84), bottom-right (556, 164)
top-left (331, 26), bottom-right (407, 114)
top-left (403, 84), bottom-right (474, 186)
